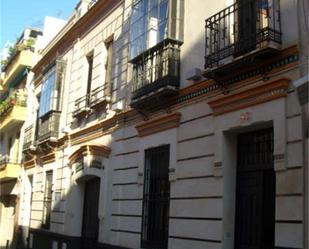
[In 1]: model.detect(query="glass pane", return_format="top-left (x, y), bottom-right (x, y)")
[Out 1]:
top-left (159, 0), bottom-right (168, 22)
top-left (159, 20), bottom-right (168, 41)
top-left (38, 70), bottom-right (56, 117)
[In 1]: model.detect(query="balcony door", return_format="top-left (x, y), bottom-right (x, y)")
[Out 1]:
top-left (234, 0), bottom-right (258, 56)
top-left (81, 177), bottom-right (100, 249)
top-left (235, 128), bottom-right (275, 249)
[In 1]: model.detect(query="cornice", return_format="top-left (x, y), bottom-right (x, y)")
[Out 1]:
top-left (207, 77), bottom-right (290, 115)
top-left (135, 112), bottom-right (181, 137)
top-left (41, 152), bottom-right (56, 164)
top-left (32, 0), bottom-right (122, 79)
top-left (23, 158), bottom-right (36, 169)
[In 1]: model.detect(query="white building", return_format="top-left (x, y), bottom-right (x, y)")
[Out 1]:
top-left (14, 0), bottom-right (309, 249)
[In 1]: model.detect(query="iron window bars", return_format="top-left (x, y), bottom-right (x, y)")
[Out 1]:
top-left (141, 145), bottom-right (170, 249)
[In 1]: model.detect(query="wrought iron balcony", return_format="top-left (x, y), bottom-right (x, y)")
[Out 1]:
top-left (23, 125), bottom-right (34, 151)
top-left (205, 0), bottom-right (281, 71)
top-left (37, 111), bottom-right (61, 143)
top-left (90, 85), bottom-right (110, 109)
top-left (73, 94), bottom-right (90, 118)
top-left (130, 39), bottom-right (181, 109)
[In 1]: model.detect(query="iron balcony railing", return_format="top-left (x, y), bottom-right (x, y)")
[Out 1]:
top-left (73, 94), bottom-right (90, 117)
top-left (131, 39), bottom-right (181, 101)
top-left (23, 125), bottom-right (34, 151)
top-left (38, 111), bottom-right (61, 142)
top-left (90, 85), bottom-right (110, 108)
top-left (205, 0), bottom-right (281, 69)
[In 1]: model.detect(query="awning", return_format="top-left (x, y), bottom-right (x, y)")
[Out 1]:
top-left (8, 67), bottom-right (28, 90)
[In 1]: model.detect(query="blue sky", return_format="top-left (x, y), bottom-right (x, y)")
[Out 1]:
top-left (0, 0), bottom-right (78, 49)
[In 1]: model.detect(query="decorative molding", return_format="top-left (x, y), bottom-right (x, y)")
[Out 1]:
top-left (33, 46), bottom-right (298, 151)
top-left (69, 144), bottom-right (111, 164)
top-left (41, 153), bottom-right (56, 164)
top-left (207, 78), bottom-right (290, 115)
top-left (23, 159), bottom-right (36, 169)
top-left (135, 112), bottom-right (181, 137)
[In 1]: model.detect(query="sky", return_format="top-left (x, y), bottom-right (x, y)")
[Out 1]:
top-left (0, 0), bottom-right (78, 49)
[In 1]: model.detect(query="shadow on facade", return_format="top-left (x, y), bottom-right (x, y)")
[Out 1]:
top-left (13, 3), bottom-right (208, 246)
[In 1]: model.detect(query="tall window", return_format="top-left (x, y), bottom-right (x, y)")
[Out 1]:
top-left (104, 39), bottom-right (113, 96)
top-left (38, 69), bottom-right (58, 117)
top-left (42, 171), bottom-right (53, 229)
top-left (141, 145), bottom-right (170, 249)
top-left (130, 0), bottom-right (169, 59)
top-left (86, 53), bottom-right (94, 105)
top-left (130, 0), bottom-right (184, 60)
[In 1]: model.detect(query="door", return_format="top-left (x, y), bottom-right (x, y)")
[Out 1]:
top-left (81, 178), bottom-right (100, 249)
top-left (141, 145), bottom-right (170, 249)
top-left (42, 171), bottom-right (53, 229)
top-left (234, 0), bottom-right (258, 56)
top-left (235, 128), bottom-right (275, 249)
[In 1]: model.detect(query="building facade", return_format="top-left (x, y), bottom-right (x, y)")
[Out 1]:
top-left (0, 28), bottom-right (42, 249)
top-left (15, 0), bottom-right (308, 249)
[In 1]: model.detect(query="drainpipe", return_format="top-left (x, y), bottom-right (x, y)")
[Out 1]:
top-left (296, 1), bottom-right (308, 249)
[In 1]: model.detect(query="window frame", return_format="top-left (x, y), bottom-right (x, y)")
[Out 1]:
top-left (38, 67), bottom-right (59, 118)
top-left (130, 0), bottom-right (181, 60)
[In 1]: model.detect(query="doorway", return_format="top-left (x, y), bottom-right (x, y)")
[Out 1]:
top-left (234, 128), bottom-right (275, 249)
top-left (81, 177), bottom-right (100, 249)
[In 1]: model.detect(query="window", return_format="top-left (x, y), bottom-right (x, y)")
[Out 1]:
top-left (141, 145), bottom-right (170, 249)
top-left (42, 170), bottom-right (53, 229)
top-left (130, 0), bottom-right (169, 59)
top-left (104, 38), bottom-right (113, 96)
top-left (130, 0), bottom-right (184, 60)
top-left (86, 53), bottom-right (94, 105)
top-left (38, 69), bottom-right (58, 117)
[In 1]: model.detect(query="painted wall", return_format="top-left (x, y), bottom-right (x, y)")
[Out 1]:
top-left (18, 0), bottom-right (306, 249)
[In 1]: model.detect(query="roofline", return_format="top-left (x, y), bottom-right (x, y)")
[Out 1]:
top-left (32, 0), bottom-right (123, 77)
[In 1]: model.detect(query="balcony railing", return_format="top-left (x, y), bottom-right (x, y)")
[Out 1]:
top-left (38, 111), bottom-right (61, 143)
top-left (130, 39), bottom-right (181, 106)
top-left (23, 125), bottom-right (34, 151)
top-left (205, 0), bottom-right (281, 69)
top-left (73, 94), bottom-right (90, 118)
top-left (90, 85), bottom-right (110, 109)
top-left (73, 86), bottom-right (110, 118)
top-left (0, 155), bottom-right (19, 169)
